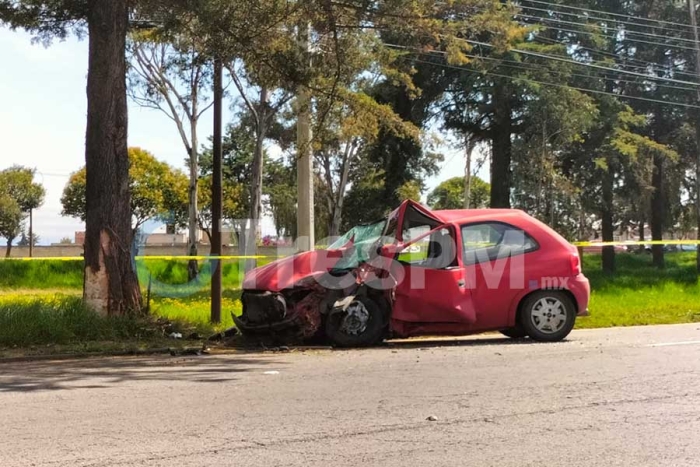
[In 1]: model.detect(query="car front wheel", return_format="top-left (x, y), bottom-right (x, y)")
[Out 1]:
top-left (519, 291), bottom-right (576, 342)
top-left (325, 296), bottom-right (386, 347)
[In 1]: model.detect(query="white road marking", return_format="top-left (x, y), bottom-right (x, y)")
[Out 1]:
top-left (647, 340), bottom-right (700, 347)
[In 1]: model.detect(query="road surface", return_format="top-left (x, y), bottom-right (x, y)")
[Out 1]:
top-left (1, 324), bottom-right (700, 466)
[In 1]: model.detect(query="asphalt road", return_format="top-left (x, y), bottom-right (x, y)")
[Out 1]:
top-left (1, 324), bottom-right (700, 467)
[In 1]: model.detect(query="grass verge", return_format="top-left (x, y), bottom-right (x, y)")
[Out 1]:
top-left (578, 252), bottom-right (700, 328)
top-left (0, 294), bottom-right (218, 351)
top-left (1, 252), bottom-right (699, 354)
top-left (0, 258), bottom-right (275, 291)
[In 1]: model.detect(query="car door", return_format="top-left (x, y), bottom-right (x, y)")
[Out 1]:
top-left (391, 222), bottom-right (477, 325)
top-left (460, 222), bottom-right (538, 329)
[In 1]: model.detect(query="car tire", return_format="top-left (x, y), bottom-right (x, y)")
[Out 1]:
top-left (500, 327), bottom-right (528, 339)
top-left (325, 295), bottom-right (387, 347)
top-left (519, 290), bottom-right (576, 342)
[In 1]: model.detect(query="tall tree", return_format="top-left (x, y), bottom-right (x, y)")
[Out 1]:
top-left (428, 176), bottom-right (490, 210)
top-left (127, 27), bottom-right (212, 278)
top-left (61, 147), bottom-right (188, 233)
top-left (265, 157), bottom-right (297, 238)
top-left (224, 65), bottom-right (292, 261)
top-left (0, 166), bottom-right (46, 257)
top-left (0, 194), bottom-right (22, 258)
top-left (1, 0), bottom-right (142, 313)
top-left (83, 0), bottom-right (141, 313)
top-left (314, 91), bottom-right (419, 236)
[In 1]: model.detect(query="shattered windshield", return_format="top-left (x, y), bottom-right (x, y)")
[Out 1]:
top-left (327, 219), bottom-right (387, 269)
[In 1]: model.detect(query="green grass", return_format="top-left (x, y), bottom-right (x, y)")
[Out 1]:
top-left (578, 252), bottom-right (700, 328)
top-left (0, 260), bottom-right (84, 290)
top-left (0, 258), bottom-right (256, 350)
top-left (1, 252), bottom-right (699, 351)
top-left (0, 293), bottom-right (225, 349)
top-left (0, 258), bottom-right (275, 291)
top-left (0, 294), bottom-right (148, 347)
top-left (149, 290), bottom-right (242, 331)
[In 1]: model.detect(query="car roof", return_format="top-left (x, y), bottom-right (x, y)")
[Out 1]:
top-left (431, 208), bottom-right (530, 224)
top-left (430, 208), bottom-right (573, 249)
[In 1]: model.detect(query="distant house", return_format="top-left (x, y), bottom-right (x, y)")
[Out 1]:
top-left (74, 231), bottom-right (85, 245)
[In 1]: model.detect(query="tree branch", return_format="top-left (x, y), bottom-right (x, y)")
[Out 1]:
top-left (224, 62), bottom-right (260, 127)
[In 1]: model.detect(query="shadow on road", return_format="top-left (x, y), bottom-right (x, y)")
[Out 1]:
top-left (384, 336), bottom-right (553, 349)
top-left (0, 355), bottom-right (280, 393)
top-left (0, 336), bottom-right (559, 394)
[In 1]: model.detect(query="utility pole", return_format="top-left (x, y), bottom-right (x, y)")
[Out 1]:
top-left (28, 208), bottom-right (33, 257)
top-left (210, 57), bottom-right (223, 324)
top-left (296, 22), bottom-right (314, 251)
top-left (688, 0), bottom-right (700, 272)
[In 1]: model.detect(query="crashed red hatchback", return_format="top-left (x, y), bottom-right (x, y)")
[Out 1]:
top-left (236, 200), bottom-right (590, 347)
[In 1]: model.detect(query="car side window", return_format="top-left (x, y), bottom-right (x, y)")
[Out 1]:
top-left (399, 227), bottom-right (458, 269)
top-left (461, 222), bottom-right (538, 265)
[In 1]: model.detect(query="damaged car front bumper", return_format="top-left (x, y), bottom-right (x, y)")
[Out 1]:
top-left (234, 290), bottom-right (324, 339)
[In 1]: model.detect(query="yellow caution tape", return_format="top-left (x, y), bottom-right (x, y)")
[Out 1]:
top-left (136, 255), bottom-right (273, 260)
top-left (3, 240), bottom-right (698, 260)
top-left (0, 256), bottom-right (85, 261)
top-left (573, 240), bottom-right (700, 247)
top-left (0, 255), bottom-right (280, 261)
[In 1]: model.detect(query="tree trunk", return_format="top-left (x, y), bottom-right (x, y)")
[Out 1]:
top-left (187, 118), bottom-right (199, 279)
top-left (83, 0), bottom-right (141, 315)
top-left (329, 206), bottom-right (342, 238)
top-left (29, 208), bottom-right (33, 258)
top-left (695, 117), bottom-right (700, 272)
top-left (328, 141), bottom-right (355, 237)
top-left (237, 221), bottom-right (248, 256)
top-left (601, 166), bottom-right (615, 274)
top-left (4, 241), bottom-right (12, 258)
top-left (464, 136), bottom-right (475, 209)
top-left (650, 153), bottom-right (665, 269)
top-left (248, 88), bottom-right (268, 271)
top-left (697, 159), bottom-right (700, 272)
top-left (688, 0), bottom-right (700, 272)
top-left (490, 80), bottom-right (512, 208)
top-left (638, 215), bottom-right (646, 254)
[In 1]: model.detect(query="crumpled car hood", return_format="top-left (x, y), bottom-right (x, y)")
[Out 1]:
top-left (242, 250), bottom-right (342, 292)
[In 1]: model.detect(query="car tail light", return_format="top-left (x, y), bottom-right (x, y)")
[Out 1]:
top-left (570, 253), bottom-right (581, 276)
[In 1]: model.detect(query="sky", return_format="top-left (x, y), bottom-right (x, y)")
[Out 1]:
top-left (0, 28), bottom-right (486, 246)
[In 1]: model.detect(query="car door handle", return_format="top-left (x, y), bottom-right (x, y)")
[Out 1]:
top-left (457, 280), bottom-right (466, 288)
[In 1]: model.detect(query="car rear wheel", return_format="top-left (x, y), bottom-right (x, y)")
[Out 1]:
top-left (325, 296), bottom-right (386, 347)
top-left (519, 291), bottom-right (576, 342)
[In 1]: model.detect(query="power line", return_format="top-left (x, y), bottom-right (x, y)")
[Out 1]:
top-left (458, 53), bottom-right (700, 93)
top-left (530, 35), bottom-right (700, 82)
top-left (387, 42), bottom-right (698, 93)
top-left (387, 41), bottom-right (694, 87)
top-left (517, 0), bottom-right (696, 30)
top-left (391, 48), bottom-right (700, 110)
top-left (531, 35), bottom-right (699, 79)
top-left (517, 4), bottom-right (694, 36)
top-left (517, 21), bottom-right (699, 52)
top-left (515, 12), bottom-right (698, 45)
top-left (458, 37), bottom-right (700, 87)
top-left (414, 56), bottom-right (700, 109)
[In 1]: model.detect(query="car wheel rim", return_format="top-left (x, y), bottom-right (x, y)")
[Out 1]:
top-left (339, 301), bottom-right (370, 336)
top-left (530, 297), bottom-right (567, 334)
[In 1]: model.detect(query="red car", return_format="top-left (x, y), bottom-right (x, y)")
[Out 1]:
top-left (236, 200), bottom-right (590, 346)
